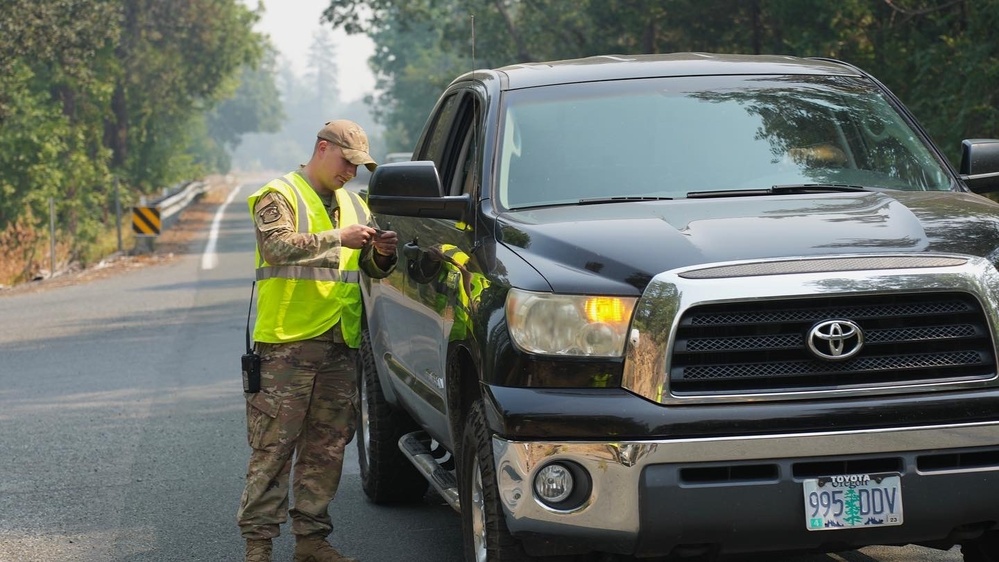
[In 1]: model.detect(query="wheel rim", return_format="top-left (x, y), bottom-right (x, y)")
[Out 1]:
top-left (359, 372), bottom-right (371, 463)
top-left (471, 455), bottom-right (487, 562)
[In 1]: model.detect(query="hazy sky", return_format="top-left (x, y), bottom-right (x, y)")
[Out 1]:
top-left (245, 0), bottom-right (376, 103)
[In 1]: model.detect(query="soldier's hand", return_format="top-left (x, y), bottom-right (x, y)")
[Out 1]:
top-left (372, 229), bottom-right (398, 257)
top-left (340, 224), bottom-right (376, 249)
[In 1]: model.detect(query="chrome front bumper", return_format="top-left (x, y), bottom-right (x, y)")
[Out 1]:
top-left (493, 421), bottom-right (999, 550)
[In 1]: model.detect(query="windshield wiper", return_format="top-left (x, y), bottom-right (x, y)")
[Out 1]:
top-left (577, 196), bottom-right (674, 205)
top-left (686, 189), bottom-right (769, 199)
top-left (687, 183), bottom-right (869, 199)
top-left (770, 183), bottom-right (869, 194)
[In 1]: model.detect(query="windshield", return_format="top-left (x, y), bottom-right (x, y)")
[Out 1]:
top-left (496, 75), bottom-right (954, 209)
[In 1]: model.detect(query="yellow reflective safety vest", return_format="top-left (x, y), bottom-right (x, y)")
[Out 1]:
top-left (247, 172), bottom-right (370, 347)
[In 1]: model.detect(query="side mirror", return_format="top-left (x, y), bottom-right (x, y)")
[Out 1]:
top-left (367, 161), bottom-right (470, 220)
top-left (960, 139), bottom-right (999, 193)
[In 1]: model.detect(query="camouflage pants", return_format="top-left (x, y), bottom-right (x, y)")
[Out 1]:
top-left (236, 326), bottom-right (358, 540)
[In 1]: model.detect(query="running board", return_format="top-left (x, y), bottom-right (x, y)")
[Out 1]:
top-left (399, 431), bottom-right (461, 512)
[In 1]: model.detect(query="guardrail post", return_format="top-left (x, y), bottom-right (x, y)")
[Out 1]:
top-left (114, 176), bottom-right (123, 253)
top-left (133, 235), bottom-right (155, 254)
top-left (49, 197), bottom-right (56, 276)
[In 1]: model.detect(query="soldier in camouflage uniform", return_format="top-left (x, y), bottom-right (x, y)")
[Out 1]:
top-left (238, 120), bottom-right (397, 562)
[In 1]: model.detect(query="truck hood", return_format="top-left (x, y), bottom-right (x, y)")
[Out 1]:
top-left (495, 191), bottom-right (999, 294)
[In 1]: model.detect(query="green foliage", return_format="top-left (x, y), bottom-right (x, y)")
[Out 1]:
top-left (369, 18), bottom-right (465, 152)
top-left (206, 48), bottom-right (285, 172)
top-left (112, 0), bottom-right (268, 191)
top-left (0, 0), bottom-right (119, 263)
top-left (324, 0), bottom-right (475, 150)
top-left (870, 0), bottom-right (999, 163)
top-left (323, 0), bottom-right (999, 163)
top-left (0, 62), bottom-right (70, 229)
top-left (0, 0), bottom-right (280, 279)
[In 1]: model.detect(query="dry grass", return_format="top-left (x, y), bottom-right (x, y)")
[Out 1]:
top-left (0, 217), bottom-right (40, 286)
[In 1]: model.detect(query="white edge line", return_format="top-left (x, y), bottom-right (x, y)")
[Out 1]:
top-left (201, 185), bottom-right (242, 270)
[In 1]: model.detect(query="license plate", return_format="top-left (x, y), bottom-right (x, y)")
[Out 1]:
top-left (803, 473), bottom-right (903, 531)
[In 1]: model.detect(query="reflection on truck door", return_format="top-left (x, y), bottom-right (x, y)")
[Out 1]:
top-left (382, 90), bottom-right (482, 441)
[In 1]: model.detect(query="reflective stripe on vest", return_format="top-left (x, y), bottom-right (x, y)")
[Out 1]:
top-left (337, 180), bottom-right (369, 226)
top-left (255, 266), bottom-right (360, 283)
top-left (277, 174), bottom-right (310, 233)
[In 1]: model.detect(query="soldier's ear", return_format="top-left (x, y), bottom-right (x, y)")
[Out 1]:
top-left (316, 139), bottom-right (334, 156)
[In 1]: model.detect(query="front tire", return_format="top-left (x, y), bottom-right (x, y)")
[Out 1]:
top-left (460, 400), bottom-right (533, 562)
top-left (356, 330), bottom-right (428, 503)
top-left (963, 530), bottom-right (999, 562)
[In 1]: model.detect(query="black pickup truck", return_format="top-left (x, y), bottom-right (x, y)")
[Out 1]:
top-left (356, 53), bottom-right (999, 561)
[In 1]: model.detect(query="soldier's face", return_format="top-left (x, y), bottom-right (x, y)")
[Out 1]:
top-left (319, 141), bottom-right (358, 190)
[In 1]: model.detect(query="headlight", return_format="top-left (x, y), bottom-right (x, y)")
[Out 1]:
top-left (505, 289), bottom-right (637, 356)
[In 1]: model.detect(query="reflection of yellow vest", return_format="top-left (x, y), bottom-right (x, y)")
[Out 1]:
top-left (441, 244), bottom-right (488, 341)
top-left (247, 172), bottom-right (370, 347)
top-left (442, 244), bottom-right (486, 301)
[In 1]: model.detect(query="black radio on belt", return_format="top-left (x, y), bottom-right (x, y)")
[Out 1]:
top-left (242, 351), bottom-right (261, 394)
top-left (242, 282), bottom-right (261, 394)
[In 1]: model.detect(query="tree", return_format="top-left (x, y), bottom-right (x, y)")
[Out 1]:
top-left (366, 15), bottom-right (464, 151)
top-left (307, 29), bottom-right (343, 118)
top-left (323, 0), bottom-right (999, 166)
top-left (0, 0), bottom-right (279, 283)
top-left (207, 46), bottom-right (286, 171)
top-left (0, 0), bottom-right (119, 259)
top-left (110, 0), bottom-right (268, 192)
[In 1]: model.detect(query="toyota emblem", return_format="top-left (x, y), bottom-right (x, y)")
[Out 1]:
top-left (807, 319), bottom-right (864, 361)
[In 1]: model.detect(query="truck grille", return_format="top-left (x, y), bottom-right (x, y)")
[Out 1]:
top-left (670, 292), bottom-right (996, 396)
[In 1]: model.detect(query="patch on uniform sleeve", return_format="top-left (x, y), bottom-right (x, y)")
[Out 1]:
top-left (257, 203), bottom-right (282, 224)
top-left (253, 191), bottom-right (293, 232)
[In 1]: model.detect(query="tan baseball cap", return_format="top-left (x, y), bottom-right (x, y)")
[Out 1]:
top-left (317, 119), bottom-right (377, 171)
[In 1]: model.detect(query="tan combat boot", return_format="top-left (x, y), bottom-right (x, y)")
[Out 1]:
top-left (293, 535), bottom-right (358, 562)
top-left (245, 538), bottom-right (272, 562)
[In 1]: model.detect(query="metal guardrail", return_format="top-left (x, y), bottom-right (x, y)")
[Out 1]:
top-left (152, 180), bottom-right (208, 227)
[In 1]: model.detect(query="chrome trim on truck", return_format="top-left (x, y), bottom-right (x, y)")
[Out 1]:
top-left (623, 254), bottom-right (999, 405)
top-left (493, 421), bottom-right (999, 537)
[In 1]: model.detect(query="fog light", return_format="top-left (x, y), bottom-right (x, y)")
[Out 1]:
top-left (534, 463), bottom-right (574, 504)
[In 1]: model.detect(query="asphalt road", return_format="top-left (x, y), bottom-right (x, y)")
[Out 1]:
top-left (0, 181), bottom-right (966, 562)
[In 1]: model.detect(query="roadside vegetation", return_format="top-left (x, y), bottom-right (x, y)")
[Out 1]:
top-left (0, 0), bottom-right (282, 286)
top-left (325, 0), bottom-right (999, 164)
top-left (4, 0), bottom-right (999, 288)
